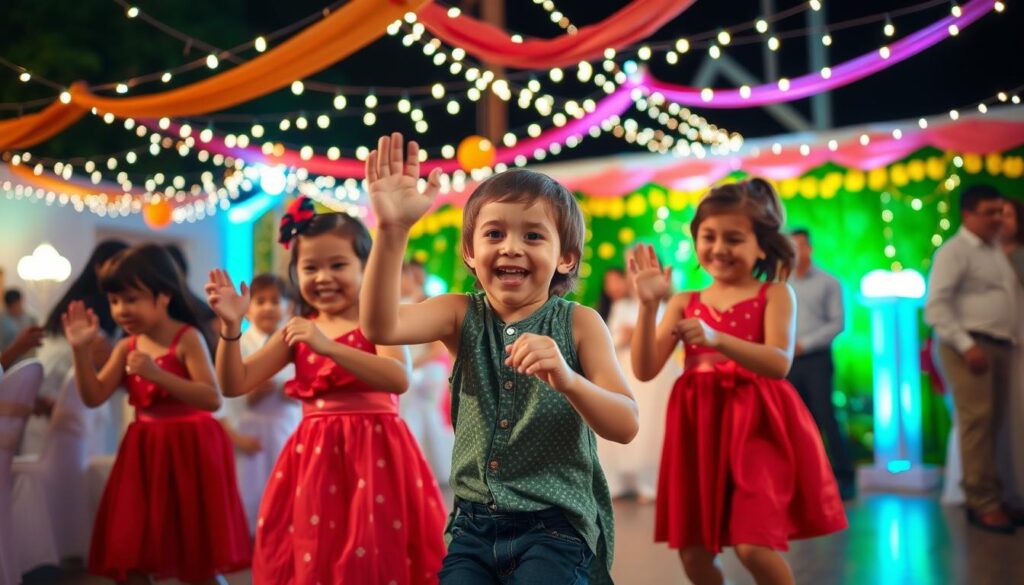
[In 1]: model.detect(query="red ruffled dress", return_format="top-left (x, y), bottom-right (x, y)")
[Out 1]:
top-left (89, 325), bottom-right (251, 582)
top-left (252, 328), bottom-right (447, 585)
top-left (655, 284), bottom-right (848, 552)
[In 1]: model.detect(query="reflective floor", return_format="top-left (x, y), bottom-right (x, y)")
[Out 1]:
top-left (32, 492), bottom-right (1024, 584)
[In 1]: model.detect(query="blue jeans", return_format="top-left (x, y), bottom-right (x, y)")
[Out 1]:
top-left (439, 500), bottom-right (594, 584)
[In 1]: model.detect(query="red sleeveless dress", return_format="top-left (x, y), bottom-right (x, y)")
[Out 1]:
top-left (88, 325), bottom-right (251, 581)
top-left (252, 328), bottom-right (447, 585)
top-left (655, 284), bottom-right (848, 552)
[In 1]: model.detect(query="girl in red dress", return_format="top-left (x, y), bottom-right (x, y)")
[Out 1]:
top-left (206, 197), bottom-right (447, 585)
top-left (629, 179), bottom-right (847, 585)
top-left (64, 244), bottom-right (250, 584)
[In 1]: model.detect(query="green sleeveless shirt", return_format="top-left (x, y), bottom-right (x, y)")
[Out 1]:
top-left (448, 292), bottom-right (615, 584)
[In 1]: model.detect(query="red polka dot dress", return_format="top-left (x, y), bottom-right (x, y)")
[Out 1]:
top-left (252, 328), bottom-right (447, 584)
top-left (655, 284), bottom-right (848, 553)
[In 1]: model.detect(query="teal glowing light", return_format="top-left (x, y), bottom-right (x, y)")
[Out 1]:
top-left (858, 269), bottom-right (934, 490)
top-left (887, 460), bottom-right (912, 474)
top-left (222, 191), bottom-right (281, 317)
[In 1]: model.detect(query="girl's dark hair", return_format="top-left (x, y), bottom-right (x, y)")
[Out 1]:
top-left (691, 178), bottom-right (795, 282)
top-left (44, 239), bottom-right (129, 336)
top-left (461, 169), bottom-right (585, 296)
top-left (98, 244), bottom-right (203, 330)
top-left (288, 212), bottom-right (372, 317)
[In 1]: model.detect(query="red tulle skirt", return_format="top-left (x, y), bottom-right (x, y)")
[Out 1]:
top-left (252, 412), bottom-right (447, 585)
top-left (88, 413), bottom-right (251, 581)
top-left (655, 367), bottom-right (848, 552)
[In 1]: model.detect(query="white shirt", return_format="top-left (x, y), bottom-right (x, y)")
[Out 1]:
top-left (790, 265), bottom-right (845, 353)
top-left (925, 227), bottom-right (1018, 352)
top-left (217, 327), bottom-right (297, 422)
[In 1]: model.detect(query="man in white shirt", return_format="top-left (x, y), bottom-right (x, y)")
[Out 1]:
top-left (926, 184), bottom-right (1017, 534)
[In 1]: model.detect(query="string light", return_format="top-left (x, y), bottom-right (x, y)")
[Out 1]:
top-left (531, 0), bottom-right (578, 35)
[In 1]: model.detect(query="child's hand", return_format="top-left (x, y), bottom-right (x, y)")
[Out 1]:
top-left (673, 318), bottom-right (719, 348)
top-left (7, 324), bottom-right (44, 357)
top-left (233, 433), bottom-right (263, 455)
top-left (629, 244), bottom-right (673, 306)
top-left (283, 317), bottom-right (332, 354)
top-left (125, 350), bottom-right (161, 380)
top-left (204, 269), bottom-right (249, 326)
top-left (505, 333), bottom-right (578, 393)
top-left (366, 132), bottom-right (442, 231)
top-left (61, 301), bottom-right (99, 349)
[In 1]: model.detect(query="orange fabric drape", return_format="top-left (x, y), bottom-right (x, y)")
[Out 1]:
top-left (0, 0), bottom-right (426, 150)
top-left (418, 0), bottom-right (697, 69)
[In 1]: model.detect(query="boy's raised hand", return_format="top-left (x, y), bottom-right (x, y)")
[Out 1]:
top-left (366, 132), bottom-right (442, 231)
top-left (205, 269), bottom-right (249, 326)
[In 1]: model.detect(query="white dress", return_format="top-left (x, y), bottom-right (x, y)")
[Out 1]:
top-left (597, 297), bottom-right (679, 499)
top-left (22, 336), bottom-right (116, 458)
top-left (218, 327), bottom-right (300, 530)
top-left (399, 342), bottom-right (454, 487)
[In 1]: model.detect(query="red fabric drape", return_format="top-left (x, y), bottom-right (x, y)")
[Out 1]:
top-left (418, 0), bottom-right (697, 69)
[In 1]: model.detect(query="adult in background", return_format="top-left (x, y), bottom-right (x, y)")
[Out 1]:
top-left (926, 185), bottom-right (1017, 534)
top-left (597, 266), bottom-right (628, 322)
top-left (164, 243), bottom-right (219, 352)
top-left (22, 239), bottom-right (128, 456)
top-left (998, 197), bottom-right (1024, 518)
top-left (787, 229), bottom-right (853, 499)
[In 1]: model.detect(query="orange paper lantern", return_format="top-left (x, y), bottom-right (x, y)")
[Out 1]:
top-left (456, 135), bottom-right (496, 171)
top-left (143, 199), bottom-right (173, 229)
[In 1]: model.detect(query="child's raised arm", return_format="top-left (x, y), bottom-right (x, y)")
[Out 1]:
top-left (206, 269), bottom-right (291, 397)
top-left (63, 301), bottom-right (126, 408)
top-left (130, 328), bottom-right (222, 411)
top-left (628, 245), bottom-right (683, 381)
top-left (361, 132), bottom-right (465, 349)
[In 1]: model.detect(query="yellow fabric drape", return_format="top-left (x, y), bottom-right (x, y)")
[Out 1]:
top-left (0, 0), bottom-right (426, 150)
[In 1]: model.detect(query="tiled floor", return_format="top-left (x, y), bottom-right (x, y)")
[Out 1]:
top-left (29, 492), bottom-right (1024, 584)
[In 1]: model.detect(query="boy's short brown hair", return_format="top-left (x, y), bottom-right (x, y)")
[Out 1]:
top-left (249, 273), bottom-right (288, 299)
top-left (460, 169), bottom-right (584, 296)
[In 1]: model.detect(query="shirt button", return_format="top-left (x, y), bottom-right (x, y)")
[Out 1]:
top-left (505, 327), bottom-right (516, 336)
top-left (504, 381), bottom-right (513, 390)
top-left (489, 460), bottom-right (499, 471)
top-left (499, 419), bottom-right (510, 429)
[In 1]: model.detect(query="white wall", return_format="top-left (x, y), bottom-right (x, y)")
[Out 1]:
top-left (0, 196), bottom-right (224, 318)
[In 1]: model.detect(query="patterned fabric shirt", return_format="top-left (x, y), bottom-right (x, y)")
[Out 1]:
top-left (448, 292), bottom-right (615, 583)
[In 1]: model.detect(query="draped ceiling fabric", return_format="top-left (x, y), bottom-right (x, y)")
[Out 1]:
top-left (418, 0), bottom-right (697, 69)
top-left (643, 0), bottom-right (991, 108)
top-left (0, 0), bottom-right (428, 150)
top-left (0, 0), bottom-right (996, 151)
